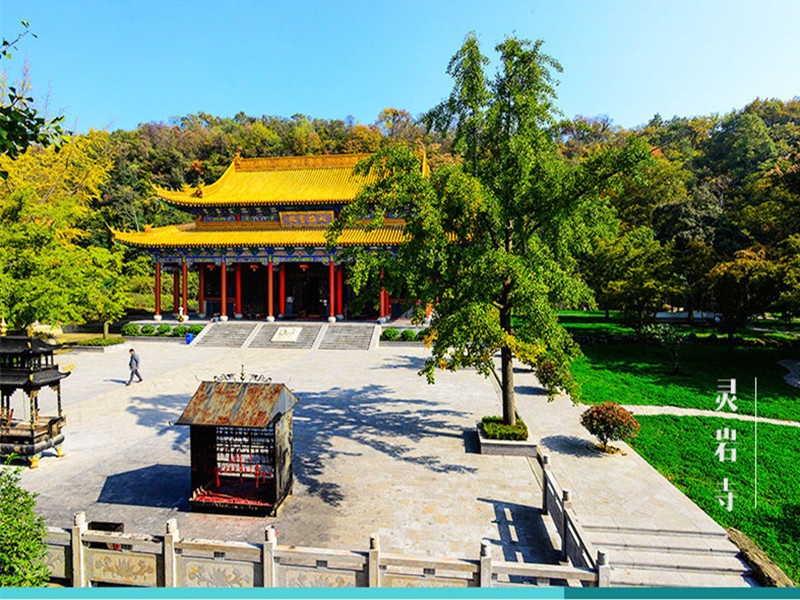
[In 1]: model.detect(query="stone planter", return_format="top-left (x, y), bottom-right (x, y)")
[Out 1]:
top-left (476, 422), bottom-right (537, 456)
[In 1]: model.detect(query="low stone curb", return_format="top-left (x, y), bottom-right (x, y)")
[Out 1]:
top-left (476, 423), bottom-right (537, 456)
top-left (123, 336), bottom-right (189, 344)
top-left (69, 344), bottom-right (127, 353)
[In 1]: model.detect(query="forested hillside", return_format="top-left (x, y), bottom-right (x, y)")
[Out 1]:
top-left (2, 98), bottom-right (799, 332)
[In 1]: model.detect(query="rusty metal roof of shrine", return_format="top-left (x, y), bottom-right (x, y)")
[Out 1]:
top-left (175, 381), bottom-right (299, 428)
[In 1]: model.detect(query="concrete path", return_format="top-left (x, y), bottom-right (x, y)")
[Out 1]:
top-left (621, 404), bottom-right (800, 428)
top-left (16, 342), bottom-right (557, 565)
top-left (511, 369), bottom-right (755, 587)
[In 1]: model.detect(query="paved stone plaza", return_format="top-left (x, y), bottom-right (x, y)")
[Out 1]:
top-left (18, 340), bottom-right (557, 563)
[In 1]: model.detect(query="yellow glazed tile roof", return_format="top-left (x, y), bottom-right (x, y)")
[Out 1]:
top-left (155, 154), bottom-right (374, 207)
top-left (112, 223), bottom-right (406, 248)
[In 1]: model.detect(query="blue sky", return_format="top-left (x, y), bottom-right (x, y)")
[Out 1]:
top-left (1, 0), bottom-right (798, 133)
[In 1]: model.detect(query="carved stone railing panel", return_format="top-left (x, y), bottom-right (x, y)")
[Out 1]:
top-left (44, 544), bottom-right (69, 579)
top-left (178, 557), bottom-right (257, 587)
top-left (85, 548), bottom-right (161, 587)
top-left (279, 564), bottom-right (364, 587)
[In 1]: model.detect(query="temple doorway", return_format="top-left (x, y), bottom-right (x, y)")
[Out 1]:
top-left (284, 263), bottom-right (329, 318)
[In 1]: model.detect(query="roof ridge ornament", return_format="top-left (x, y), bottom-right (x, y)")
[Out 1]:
top-left (213, 364), bottom-right (272, 383)
top-left (417, 139), bottom-right (430, 178)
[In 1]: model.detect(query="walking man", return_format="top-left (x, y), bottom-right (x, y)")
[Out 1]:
top-left (127, 348), bottom-right (143, 386)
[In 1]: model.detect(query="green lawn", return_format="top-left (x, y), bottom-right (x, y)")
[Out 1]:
top-left (573, 344), bottom-right (800, 422)
top-left (629, 415), bottom-right (800, 584)
top-left (752, 318), bottom-right (800, 334)
top-left (557, 310), bottom-right (797, 344)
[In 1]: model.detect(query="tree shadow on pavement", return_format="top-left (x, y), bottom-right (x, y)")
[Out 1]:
top-left (539, 434), bottom-right (603, 459)
top-left (127, 393), bottom-right (191, 452)
top-left (121, 382), bottom-right (478, 510)
top-left (291, 384), bottom-right (478, 507)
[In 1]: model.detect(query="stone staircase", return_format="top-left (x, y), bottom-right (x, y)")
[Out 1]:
top-left (318, 324), bottom-right (377, 350)
top-left (193, 322), bottom-right (258, 348)
top-left (191, 321), bottom-right (378, 350)
top-left (585, 525), bottom-right (757, 587)
top-left (248, 324), bottom-right (323, 349)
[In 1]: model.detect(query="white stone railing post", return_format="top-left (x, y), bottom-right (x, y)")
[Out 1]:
top-left (541, 454), bottom-right (551, 514)
top-left (368, 534), bottom-right (380, 587)
top-left (164, 518), bottom-right (178, 587)
top-left (479, 540), bottom-right (492, 587)
top-left (262, 526), bottom-right (277, 587)
top-left (597, 550), bottom-right (610, 587)
top-left (561, 490), bottom-right (572, 563)
top-left (71, 511), bottom-right (87, 587)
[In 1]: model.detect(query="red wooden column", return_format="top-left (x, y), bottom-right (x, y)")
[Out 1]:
top-left (198, 266), bottom-right (205, 317)
top-left (379, 270), bottom-right (386, 319)
top-left (220, 263), bottom-right (228, 321)
top-left (181, 261), bottom-right (189, 317)
top-left (279, 263), bottom-right (286, 317)
top-left (267, 259), bottom-right (275, 321)
top-left (235, 264), bottom-right (243, 319)
top-left (336, 265), bottom-right (343, 317)
top-left (172, 271), bottom-right (180, 313)
top-left (154, 262), bottom-right (162, 320)
top-left (328, 260), bottom-right (336, 322)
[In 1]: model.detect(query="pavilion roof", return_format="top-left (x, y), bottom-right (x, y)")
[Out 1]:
top-left (154, 154), bottom-right (374, 208)
top-left (112, 222), bottom-right (407, 248)
top-left (176, 381), bottom-right (299, 428)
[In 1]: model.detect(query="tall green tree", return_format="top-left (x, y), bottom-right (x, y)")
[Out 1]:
top-left (709, 246), bottom-right (778, 356)
top-left (331, 34), bottom-right (648, 425)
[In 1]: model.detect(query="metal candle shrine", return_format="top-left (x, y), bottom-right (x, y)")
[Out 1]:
top-left (176, 380), bottom-right (299, 516)
top-left (0, 336), bottom-right (69, 468)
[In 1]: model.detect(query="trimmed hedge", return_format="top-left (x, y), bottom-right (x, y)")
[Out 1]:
top-left (481, 415), bottom-right (528, 441)
top-left (78, 337), bottom-right (127, 347)
top-left (381, 328), bottom-right (400, 341)
top-left (188, 324), bottom-right (204, 334)
top-left (121, 323), bottom-right (139, 336)
top-left (157, 324), bottom-right (172, 336)
top-left (171, 326), bottom-right (187, 337)
top-left (400, 329), bottom-right (417, 341)
top-left (140, 324), bottom-right (155, 335)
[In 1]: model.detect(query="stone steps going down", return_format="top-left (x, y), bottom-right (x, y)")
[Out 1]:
top-left (248, 324), bottom-right (323, 349)
top-left (318, 324), bottom-right (376, 350)
top-left (193, 322), bottom-right (258, 348)
top-left (585, 526), bottom-right (756, 587)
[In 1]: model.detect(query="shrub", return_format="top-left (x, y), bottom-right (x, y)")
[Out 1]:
top-left (140, 324), bottom-right (155, 335)
top-left (381, 328), bottom-right (400, 341)
top-left (0, 461), bottom-right (49, 586)
top-left (481, 415), bottom-right (528, 441)
top-left (171, 326), bottom-right (188, 337)
top-left (580, 402), bottom-right (640, 451)
top-left (157, 324), bottom-right (172, 336)
top-left (400, 329), bottom-right (417, 341)
top-left (79, 337), bottom-right (126, 347)
top-left (121, 323), bottom-right (139, 336)
top-left (188, 324), bottom-right (204, 335)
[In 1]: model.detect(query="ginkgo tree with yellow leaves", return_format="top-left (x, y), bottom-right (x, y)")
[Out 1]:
top-left (0, 131), bottom-right (140, 335)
